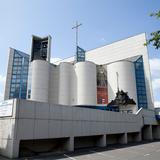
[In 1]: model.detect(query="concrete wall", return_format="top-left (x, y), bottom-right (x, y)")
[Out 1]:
top-left (14, 100), bottom-right (142, 139)
top-left (30, 61), bottom-right (96, 105)
top-left (0, 99), bottom-right (18, 158)
top-left (58, 62), bottom-right (75, 105)
top-left (75, 61), bottom-right (97, 105)
top-left (49, 64), bottom-right (59, 104)
top-left (107, 61), bottom-right (138, 109)
top-left (4, 48), bottom-right (14, 100)
top-left (0, 99), bottom-right (158, 158)
top-left (30, 60), bottom-right (50, 102)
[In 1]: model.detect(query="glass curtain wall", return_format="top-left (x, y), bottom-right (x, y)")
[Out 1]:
top-left (134, 56), bottom-right (148, 109)
top-left (9, 50), bottom-right (29, 99)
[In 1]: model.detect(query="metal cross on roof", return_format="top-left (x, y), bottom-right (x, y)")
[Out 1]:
top-left (72, 21), bottom-right (82, 48)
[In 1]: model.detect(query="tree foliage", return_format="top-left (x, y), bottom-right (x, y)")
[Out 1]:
top-left (145, 11), bottom-right (160, 49)
top-left (150, 10), bottom-right (160, 18)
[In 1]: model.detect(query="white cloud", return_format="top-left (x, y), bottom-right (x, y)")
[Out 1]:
top-left (152, 78), bottom-right (160, 90)
top-left (100, 37), bottom-right (106, 43)
top-left (0, 92), bottom-right (4, 101)
top-left (50, 58), bottom-right (62, 64)
top-left (155, 101), bottom-right (160, 108)
top-left (149, 58), bottom-right (160, 78)
top-left (0, 75), bottom-right (6, 84)
top-left (0, 74), bottom-right (6, 101)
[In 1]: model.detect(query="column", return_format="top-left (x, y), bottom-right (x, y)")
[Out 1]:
top-left (134, 132), bottom-right (142, 142)
top-left (96, 135), bottom-right (106, 147)
top-left (119, 133), bottom-right (127, 144)
top-left (142, 125), bottom-right (153, 141)
top-left (64, 137), bottom-right (74, 152)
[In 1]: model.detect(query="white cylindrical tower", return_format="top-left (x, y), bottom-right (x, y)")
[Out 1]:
top-left (75, 61), bottom-right (97, 105)
top-left (30, 60), bottom-right (50, 102)
top-left (107, 60), bottom-right (138, 105)
top-left (58, 62), bottom-right (75, 105)
top-left (49, 64), bottom-right (59, 104)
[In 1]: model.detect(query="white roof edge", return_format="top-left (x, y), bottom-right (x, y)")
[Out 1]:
top-left (54, 33), bottom-right (146, 64)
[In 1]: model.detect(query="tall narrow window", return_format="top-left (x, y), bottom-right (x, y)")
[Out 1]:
top-left (134, 56), bottom-right (148, 109)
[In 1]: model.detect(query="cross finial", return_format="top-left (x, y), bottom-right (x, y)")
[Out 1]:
top-left (72, 21), bottom-right (82, 48)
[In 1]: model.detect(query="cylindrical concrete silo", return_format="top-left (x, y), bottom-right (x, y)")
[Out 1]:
top-left (49, 64), bottom-right (59, 104)
top-left (107, 60), bottom-right (138, 105)
top-left (75, 61), bottom-right (97, 105)
top-left (30, 60), bottom-right (50, 102)
top-left (58, 62), bottom-right (75, 105)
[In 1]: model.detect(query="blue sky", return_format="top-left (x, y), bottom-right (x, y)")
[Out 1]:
top-left (0, 0), bottom-right (159, 106)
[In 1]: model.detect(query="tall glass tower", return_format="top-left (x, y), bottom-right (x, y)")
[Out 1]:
top-left (4, 48), bottom-right (30, 100)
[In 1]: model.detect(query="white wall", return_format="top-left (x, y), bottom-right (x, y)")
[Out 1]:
top-left (107, 60), bottom-right (138, 111)
top-left (75, 61), bottom-right (97, 105)
top-left (30, 60), bottom-right (50, 102)
top-left (49, 64), bottom-right (59, 104)
top-left (30, 61), bottom-right (97, 106)
top-left (58, 62), bottom-right (75, 105)
top-left (4, 48), bottom-right (14, 100)
top-left (0, 99), bottom-right (158, 158)
top-left (54, 33), bottom-right (154, 109)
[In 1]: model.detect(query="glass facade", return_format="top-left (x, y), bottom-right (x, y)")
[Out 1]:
top-left (9, 50), bottom-right (29, 99)
top-left (76, 46), bottom-right (85, 62)
top-left (134, 56), bottom-right (148, 109)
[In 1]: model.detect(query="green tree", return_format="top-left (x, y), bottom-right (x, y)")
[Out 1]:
top-left (145, 11), bottom-right (160, 49)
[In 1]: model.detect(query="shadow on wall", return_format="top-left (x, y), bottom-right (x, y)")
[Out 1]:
top-left (71, 67), bottom-right (77, 105)
top-left (107, 79), bottom-right (115, 104)
top-left (0, 119), bottom-right (16, 158)
top-left (19, 138), bottom-right (70, 157)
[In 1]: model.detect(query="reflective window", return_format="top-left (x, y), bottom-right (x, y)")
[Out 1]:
top-left (134, 56), bottom-right (148, 109)
top-left (9, 50), bottom-right (29, 99)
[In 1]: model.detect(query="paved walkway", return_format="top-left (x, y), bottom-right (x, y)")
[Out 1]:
top-left (1, 141), bottom-right (160, 160)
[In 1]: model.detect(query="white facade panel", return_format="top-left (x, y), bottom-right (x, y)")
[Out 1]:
top-left (49, 64), bottom-right (59, 104)
top-left (30, 60), bottom-right (50, 102)
top-left (4, 48), bottom-right (14, 100)
top-left (107, 61), bottom-right (138, 110)
top-left (75, 61), bottom-right (97, 105)
top-left (58, 62), bottom-right (75, 105)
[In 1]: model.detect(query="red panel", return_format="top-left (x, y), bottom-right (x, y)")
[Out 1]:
top-left (97, 86), bottom-right (108, 104)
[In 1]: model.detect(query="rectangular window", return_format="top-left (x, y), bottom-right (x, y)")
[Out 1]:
top-left (10, 50), bottom-right (29, 99)
top-left (134, 56), bottom-right (148, 109)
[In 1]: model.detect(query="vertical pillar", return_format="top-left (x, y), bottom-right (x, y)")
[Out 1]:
top-left (119, 133), bottom-right (127, 144)
top-left (142, 125), bottom-right (153, 141)
top-left (134, 132), bottom-right (142, 142)
top-left (64, 137), bottom-right (74, 152)
top-left (152, 125), bottom-right (160, 140)
top-left (96, 135), bottom-right (106, 147)
top-left (12, 140), bottom-right (20, 158)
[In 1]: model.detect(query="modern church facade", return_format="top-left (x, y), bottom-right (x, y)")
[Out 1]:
top-left (28, 33), bottom-right (153, 113)
top-left (0, 33), bottom-right (159, 158)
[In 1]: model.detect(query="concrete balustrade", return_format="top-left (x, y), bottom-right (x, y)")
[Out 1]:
top-left (0, 99), bottom-right (159, 158)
